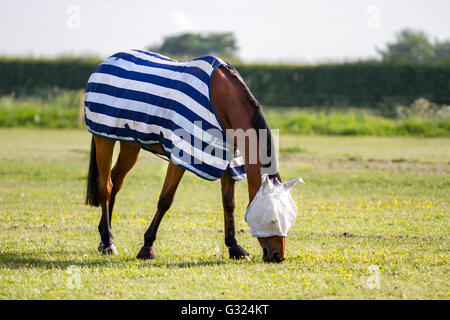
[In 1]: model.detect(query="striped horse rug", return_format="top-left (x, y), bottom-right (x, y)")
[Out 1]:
top-left (84, 49), bottom-right (246, 181)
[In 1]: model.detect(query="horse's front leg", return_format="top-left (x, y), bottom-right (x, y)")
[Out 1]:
top-left (221, 174), bottom-right (250, 260)
top-left (136, 161), bottom-right (185, 260)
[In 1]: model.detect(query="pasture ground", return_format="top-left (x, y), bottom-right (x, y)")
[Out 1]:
top-left (0, 128), bottom-right (448, 299)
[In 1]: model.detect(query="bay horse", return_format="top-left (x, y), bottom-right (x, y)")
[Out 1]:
top-left (84, 50), bottom-right (286, 262)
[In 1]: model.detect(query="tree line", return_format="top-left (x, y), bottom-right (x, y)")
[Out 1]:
top-left (148, 29), bottom-right (450, 64)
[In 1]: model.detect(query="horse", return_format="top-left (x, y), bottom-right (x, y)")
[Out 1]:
top-left (84, 50), bottom-right (287, 262)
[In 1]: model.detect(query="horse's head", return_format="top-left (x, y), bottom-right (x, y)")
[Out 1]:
top-left (258, 235), bottom-right (286, 262)
top-left (245, 174), bottom-right (304, 262)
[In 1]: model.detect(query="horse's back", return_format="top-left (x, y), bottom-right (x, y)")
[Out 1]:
top-left (84, 49), bottom-right (246, 182)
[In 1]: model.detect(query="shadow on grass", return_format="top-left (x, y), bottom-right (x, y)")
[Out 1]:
top-left (0, 251), bottom-right (112, 270)
top-left (0, 251), bottom-right (251, 270)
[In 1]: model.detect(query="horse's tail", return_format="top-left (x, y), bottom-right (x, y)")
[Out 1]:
top-left (85, 136), bottom-right (100, 207)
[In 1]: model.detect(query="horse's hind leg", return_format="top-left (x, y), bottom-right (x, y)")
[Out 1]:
top-left (93, 136), bottom-right (116, 254)
top-left (221, 173), bottom-right (250, 260)
top-left (98, 141), bottom-right (141, 252)
top-left (136, 161), bottom-right (185, 260)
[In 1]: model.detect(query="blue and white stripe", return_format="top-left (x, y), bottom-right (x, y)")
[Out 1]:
top-left (85, 49), bottom-right (246, 181)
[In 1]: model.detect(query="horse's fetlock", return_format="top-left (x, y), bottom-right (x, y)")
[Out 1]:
top-left (225, 234), bottom-right (238, 248)
top-left (229, 244), bottom-right (250, 259)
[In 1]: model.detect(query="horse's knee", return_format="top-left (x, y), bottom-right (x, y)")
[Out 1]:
top-left (157, 192), bottom-right (174, 213)
top-left (222, 191), bottom-right (235, 213)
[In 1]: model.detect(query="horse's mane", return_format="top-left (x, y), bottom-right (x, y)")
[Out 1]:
top-left (222, 65), bottom-right (281, 183)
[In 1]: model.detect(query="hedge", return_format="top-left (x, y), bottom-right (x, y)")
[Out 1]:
top-left (0, 57), bottom-right (99, 94)
top-left (235, 62), bottom-right (450, 108)
top-left (0, 57), bottom-right (449, 108)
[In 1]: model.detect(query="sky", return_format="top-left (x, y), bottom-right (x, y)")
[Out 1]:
top-left (0, 0), bottom-right (449, 63)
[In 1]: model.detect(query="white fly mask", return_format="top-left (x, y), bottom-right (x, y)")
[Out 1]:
top-left (245, 174), bottom-right (305, 238)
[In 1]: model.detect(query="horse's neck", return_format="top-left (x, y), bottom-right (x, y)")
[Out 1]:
top-left (211, 65), bottom-right (276, 203)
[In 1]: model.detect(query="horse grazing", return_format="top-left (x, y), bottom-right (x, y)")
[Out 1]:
top-left (84, 50), bottom-right (287, 262)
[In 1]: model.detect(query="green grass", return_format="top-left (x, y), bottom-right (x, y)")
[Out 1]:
top-left (0, 128), bottom-right (448, 299)
top-left (266, 109), bottom-right (450, 137)
top-left (0, 91), bottom-right (82, 128)
top-left (0, 104), bottom-right (79, 128)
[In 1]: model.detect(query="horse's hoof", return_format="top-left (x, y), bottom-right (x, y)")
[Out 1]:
top-left (101, 244), bottom-right (117, 255)
top-left (228, 244), bottom-right (250, 260)
top-left (97, 240), bottom-right (105, 252)
top-left (136, 246), bottom-right (156, 260)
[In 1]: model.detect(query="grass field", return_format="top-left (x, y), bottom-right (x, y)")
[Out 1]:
top-left (0, 128), bottom-right (448, 299)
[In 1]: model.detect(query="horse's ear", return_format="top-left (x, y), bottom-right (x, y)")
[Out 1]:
top-left (283, 177), bottom-right (305, 191)
top-left (261, 174), bottom-right (273, 193)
